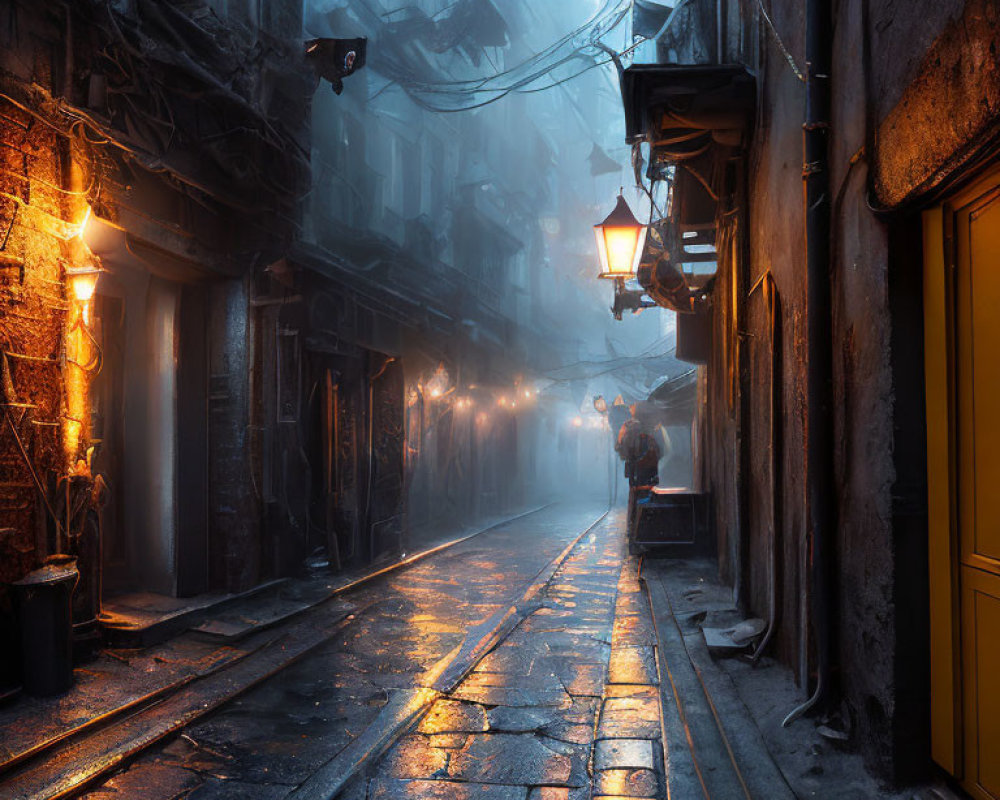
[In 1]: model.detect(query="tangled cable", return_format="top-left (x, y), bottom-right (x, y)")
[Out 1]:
top-left (348, 0), bottom-right (638, 112)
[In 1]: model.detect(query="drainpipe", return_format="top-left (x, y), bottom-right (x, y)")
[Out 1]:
top-left (784, 0), bottom-right (834, 726)
top-left (750, 273), bottom-right (781, 667)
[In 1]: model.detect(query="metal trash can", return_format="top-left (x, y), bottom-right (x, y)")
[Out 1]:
top-left (12, 556), bottom-right (79, 697)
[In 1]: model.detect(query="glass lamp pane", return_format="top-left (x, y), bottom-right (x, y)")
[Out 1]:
top-left (69, 272), bottom-right (99, 302)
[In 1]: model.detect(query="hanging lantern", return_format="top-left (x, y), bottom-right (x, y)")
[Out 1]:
top-left (594, 193), bottom-right (647, 280)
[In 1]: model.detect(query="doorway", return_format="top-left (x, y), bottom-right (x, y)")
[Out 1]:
top-left (924, 164), bottom-right (1000, 800)
top-left (91, 257), bottom-right (210, 599)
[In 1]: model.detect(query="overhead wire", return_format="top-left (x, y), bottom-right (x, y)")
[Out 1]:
top-left (362, 0), bottom-right (637, 112)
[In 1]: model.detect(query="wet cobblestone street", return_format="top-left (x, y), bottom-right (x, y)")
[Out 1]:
top-left (78, 505), bottom-right (619, 800)
top-left (4, 506), bottom-right (936, 800)
top-left (350, 507), bottom-right (639, 800)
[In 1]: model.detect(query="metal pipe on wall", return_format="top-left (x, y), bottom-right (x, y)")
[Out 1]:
top-left (784, 0), bottom-right (835, 726)
top-left (750, 272), bottom-right (781, 666)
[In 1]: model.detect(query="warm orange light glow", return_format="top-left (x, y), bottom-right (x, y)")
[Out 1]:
top-left (62, 189), bottom-right (99, 468)
top-left (75, 206), bottom-right (92, 242)
top-left (63, 301), bottom-right (92, 468)
top-left (68, 268), bottom-right (99, 302)
top-left (596, 226), bottom-right (644, 276)
top-left (476, 412), bottom-right (489, 425)
top-left (497, 396), bottom-right (507, 407)
top-left (594, 195), bottom-right (647, 279)
top-left (572, 416), bottom-right (583, 428)
top-left (425, 363), bottom-right (451, 399)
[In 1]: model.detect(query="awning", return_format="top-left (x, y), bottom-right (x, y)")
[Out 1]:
top-left (620, 64), bottom-right (755, 150)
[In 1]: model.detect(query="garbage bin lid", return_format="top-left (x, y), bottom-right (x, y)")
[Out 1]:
top-left (13, 559), bottom-right (78, 586)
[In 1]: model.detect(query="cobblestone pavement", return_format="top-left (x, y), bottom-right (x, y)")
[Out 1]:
top-left (13, 505), bottom-right (925, 800)
top-left (74, 505), bottom-right (619, 800)
top-left (348, 508), bottom-right (662, 800)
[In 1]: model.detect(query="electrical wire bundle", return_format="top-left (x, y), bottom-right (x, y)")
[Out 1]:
top-left (327, 0), bottom-right (638, 112)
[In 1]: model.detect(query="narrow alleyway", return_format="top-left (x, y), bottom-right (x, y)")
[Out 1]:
top-left (3, 0), bottom-right (1000, 795)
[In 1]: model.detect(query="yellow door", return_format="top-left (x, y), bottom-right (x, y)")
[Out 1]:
top-left (925, 166), bottom-right (1000, 799)
top-left (956, 177), bottom-right (1000, 800)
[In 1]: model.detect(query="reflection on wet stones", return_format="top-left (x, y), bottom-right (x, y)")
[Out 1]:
top-left (419, 699), bottom-right (488, 733)
top-left (447, 733), bottom-right (574, 785)
top-left (370, 777), bottom-right (528, 799)
top-left (594, 766), bottom-right (660, 797)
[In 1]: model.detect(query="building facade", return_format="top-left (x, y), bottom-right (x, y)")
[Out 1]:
top-left (625, 0), bottom-right (1000, 793)
top-left (0, 0), bottom-right (594, 697)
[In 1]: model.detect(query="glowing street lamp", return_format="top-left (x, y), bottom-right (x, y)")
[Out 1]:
top-left (65, 260), bottom-right (103, 304)
top-left (594, 193), bottom-right (647, 280)
top-left (65, 259), bottom-right (107, 328)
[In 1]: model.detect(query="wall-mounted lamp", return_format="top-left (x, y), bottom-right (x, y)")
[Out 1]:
top-left (594, 193), bottom-right (647, 281)
top-left (65, 261), bottom-right (104, 304)
top-left (595, 194), bottom-right (655, 320)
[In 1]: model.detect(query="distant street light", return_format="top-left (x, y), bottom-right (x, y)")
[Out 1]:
top-left (425, 363), bottom-right (451, 400)
top-left (594, 193), bottom-right (647, 280)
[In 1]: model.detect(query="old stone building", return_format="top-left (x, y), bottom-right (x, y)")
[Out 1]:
top-left (0, 0), bottom-right (589, 697)
top-left (0, 0), bottom-right (314, 683)
top-left (626, 0), bottom-right (1000, 793)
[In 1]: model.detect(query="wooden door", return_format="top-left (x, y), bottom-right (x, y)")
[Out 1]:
top-left (955, 176), bottom-right (1000, 800)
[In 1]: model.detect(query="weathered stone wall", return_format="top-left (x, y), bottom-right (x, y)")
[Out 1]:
top-left (742, 8), bottom-right (809, 681)
top-left (0, 103), bottom-right (67, 581)
top-left (828, 0), bottom-right (899, 777)
top-left (710, 0), bottom-right (997, 783)
top-left (872, 0), bottom-right (999, 207)
top-left (0, 7), bottom-right (82, 683)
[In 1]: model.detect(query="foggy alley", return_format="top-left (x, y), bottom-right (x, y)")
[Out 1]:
top-left (1, 0), bottom-right (999, 798)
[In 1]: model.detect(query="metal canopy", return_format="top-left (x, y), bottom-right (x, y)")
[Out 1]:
top-left (619, 64), bottom-right (756, 148)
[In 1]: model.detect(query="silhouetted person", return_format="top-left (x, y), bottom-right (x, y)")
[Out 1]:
top-left (615, 404), bottom-right (660, 535)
